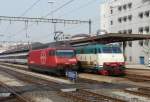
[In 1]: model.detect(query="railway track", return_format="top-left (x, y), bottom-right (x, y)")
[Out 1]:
top-left (126, 74), bottom-right (150, 82)
top-left (60, 89), bottom-right (126, 102)
top-left (0, 62), bottom-right (107, 84)
top-left (0, 64), bottom-right (127, 102)
top-left (0, 81), bottom-right (30, 102)
top-left (0, 62), bottom-right (28, 71)
top-left (124, 87), bottom-right (150, 98)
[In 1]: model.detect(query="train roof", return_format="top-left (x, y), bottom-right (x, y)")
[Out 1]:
top-left (76, 44), bottom-right (120, 49)
top-left (77, 44), bottom-right (120, 48)
top-left (29, 46), bottom-right (75, 52)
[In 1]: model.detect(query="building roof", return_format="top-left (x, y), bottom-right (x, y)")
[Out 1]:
top-left (70, 33), bottom-right (150, 44)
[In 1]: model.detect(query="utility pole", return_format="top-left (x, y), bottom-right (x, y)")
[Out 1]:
top-left (48, 1), bottom-right (56, 36)
top-left (0, 16), bottom-right (90, 45)
top-left (89, 19), bottom-right (92, 34)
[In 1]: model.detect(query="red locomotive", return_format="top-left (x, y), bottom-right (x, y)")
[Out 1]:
top-left (28, 47), bottom-right (78, 75)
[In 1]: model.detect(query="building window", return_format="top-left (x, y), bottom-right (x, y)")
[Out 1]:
top-left (145, 11), bottom-right (149, 17)
top-left (118, 17), bottom-right (122, 23)
top-left (118, 6), bottom-right (122, 11)
top-left (128, 3), bottom-right (132, 9)
top-left (144, 40), bottom-right (149, 46)
top-left (118, 31), bottom-right (122, 34)
top-left (139, 27), bottom-right (143, 33)
top-left (128, 29), bottom-right (132, 34)
top-left (110, 20), bottom-right (113, 25)
top-left (139, 40), bottom-right (143, 46)
top-left (128, 15), bottom-right (132, 21)
top-left (128, 41), bottom-right (132, 47)
top-left (123, 4), bottom-right (127, 10)
top-left (139, 12), bottom-right (143, 18)
top-left (123, 30), bottom-right (127, 34)
top-left (145, 26), bottom-right (149, 33)
top-left (111, 9), bottom-right (113, 14)
top-left (129, 56), bottom-right (132, 62)
top-left (123, 16), bottom-right (127, 22)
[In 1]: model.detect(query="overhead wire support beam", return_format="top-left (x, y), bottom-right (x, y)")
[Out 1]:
top-left (0, 16), bottom-right (90, 24)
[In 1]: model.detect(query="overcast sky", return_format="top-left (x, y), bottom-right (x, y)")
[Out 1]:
top-left (0, 0), bottom-right (104, 43)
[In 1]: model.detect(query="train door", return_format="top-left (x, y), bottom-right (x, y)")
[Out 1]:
top-left (139, 56), bottom-right (145, 65)
top-left (48, 50), bottom-right (56, 67)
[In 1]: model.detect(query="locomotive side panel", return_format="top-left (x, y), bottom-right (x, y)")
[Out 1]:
top-left (28, 50), bottom-right (41, 66)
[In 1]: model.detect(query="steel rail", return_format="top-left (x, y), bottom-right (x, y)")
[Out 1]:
top-left (126, 74), bottom-right (150, 82)
top-left (0, 67), bottom-right (65, 90)
top-left (0, 81), bottom-right (30, 102)
top-left (0, 64), bottom-right (127, 102)
top-left (60, 89), bottom-right (126, 102)
top-left (0, 62), bottom-right (103, 84)
top-left (124, 89), bottom-right (150, 98)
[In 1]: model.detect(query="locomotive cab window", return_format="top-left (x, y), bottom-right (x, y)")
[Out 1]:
top-left (112, 47), bottom-right (121, 53)
top-left (102, 47), bottom-right (121, 53)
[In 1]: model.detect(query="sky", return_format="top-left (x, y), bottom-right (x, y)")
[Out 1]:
top-left (0, 0), bottom-right (105, 43)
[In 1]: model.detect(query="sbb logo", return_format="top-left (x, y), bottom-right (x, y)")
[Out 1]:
top-left (40, 51), bottom-right (46, 64)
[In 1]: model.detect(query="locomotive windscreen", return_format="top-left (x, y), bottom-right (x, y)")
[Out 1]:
top-left (112, 47), bottom-right (121, 53)
top-left (102, 47), bottom-right (121, 53)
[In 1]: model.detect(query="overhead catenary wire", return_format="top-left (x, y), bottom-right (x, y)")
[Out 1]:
top-left (57, 0), bottom-right (98, 18)
top-left (28, 0), bottom-right (98, 39)
top-left (5, 0), bottom-right (97, 42)
top-left (2, 0), bottom-right (42, 41)
top-left (11, 0), bottom-right (76, 39)
top-left (20, 0), bottom-right (42, 17)
top-left (44, 0), bottom-right (75, 17)
top-left (23, 0), bottom-right (100, 40)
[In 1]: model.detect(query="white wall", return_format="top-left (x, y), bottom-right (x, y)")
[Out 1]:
top-left (100, 0), bottom-right (150, 65)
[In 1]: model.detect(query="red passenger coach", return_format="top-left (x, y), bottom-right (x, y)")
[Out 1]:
top-left (28, 47), bottom-right (78, 75)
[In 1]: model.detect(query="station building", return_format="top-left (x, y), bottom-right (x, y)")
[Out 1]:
top-left (100, 0), bottom-right (150, 65)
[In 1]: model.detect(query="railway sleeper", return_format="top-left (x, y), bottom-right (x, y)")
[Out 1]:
top-left (126, 76), bottom-right (150, 82)
top-left (59, 89), bottom-right (126, 102)
top-left (0, 84), bottom-right (57, 100)
top-left (138, 87), bottom-right (150, 92)
top-left (124, 89), bottom-right (150, 98)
